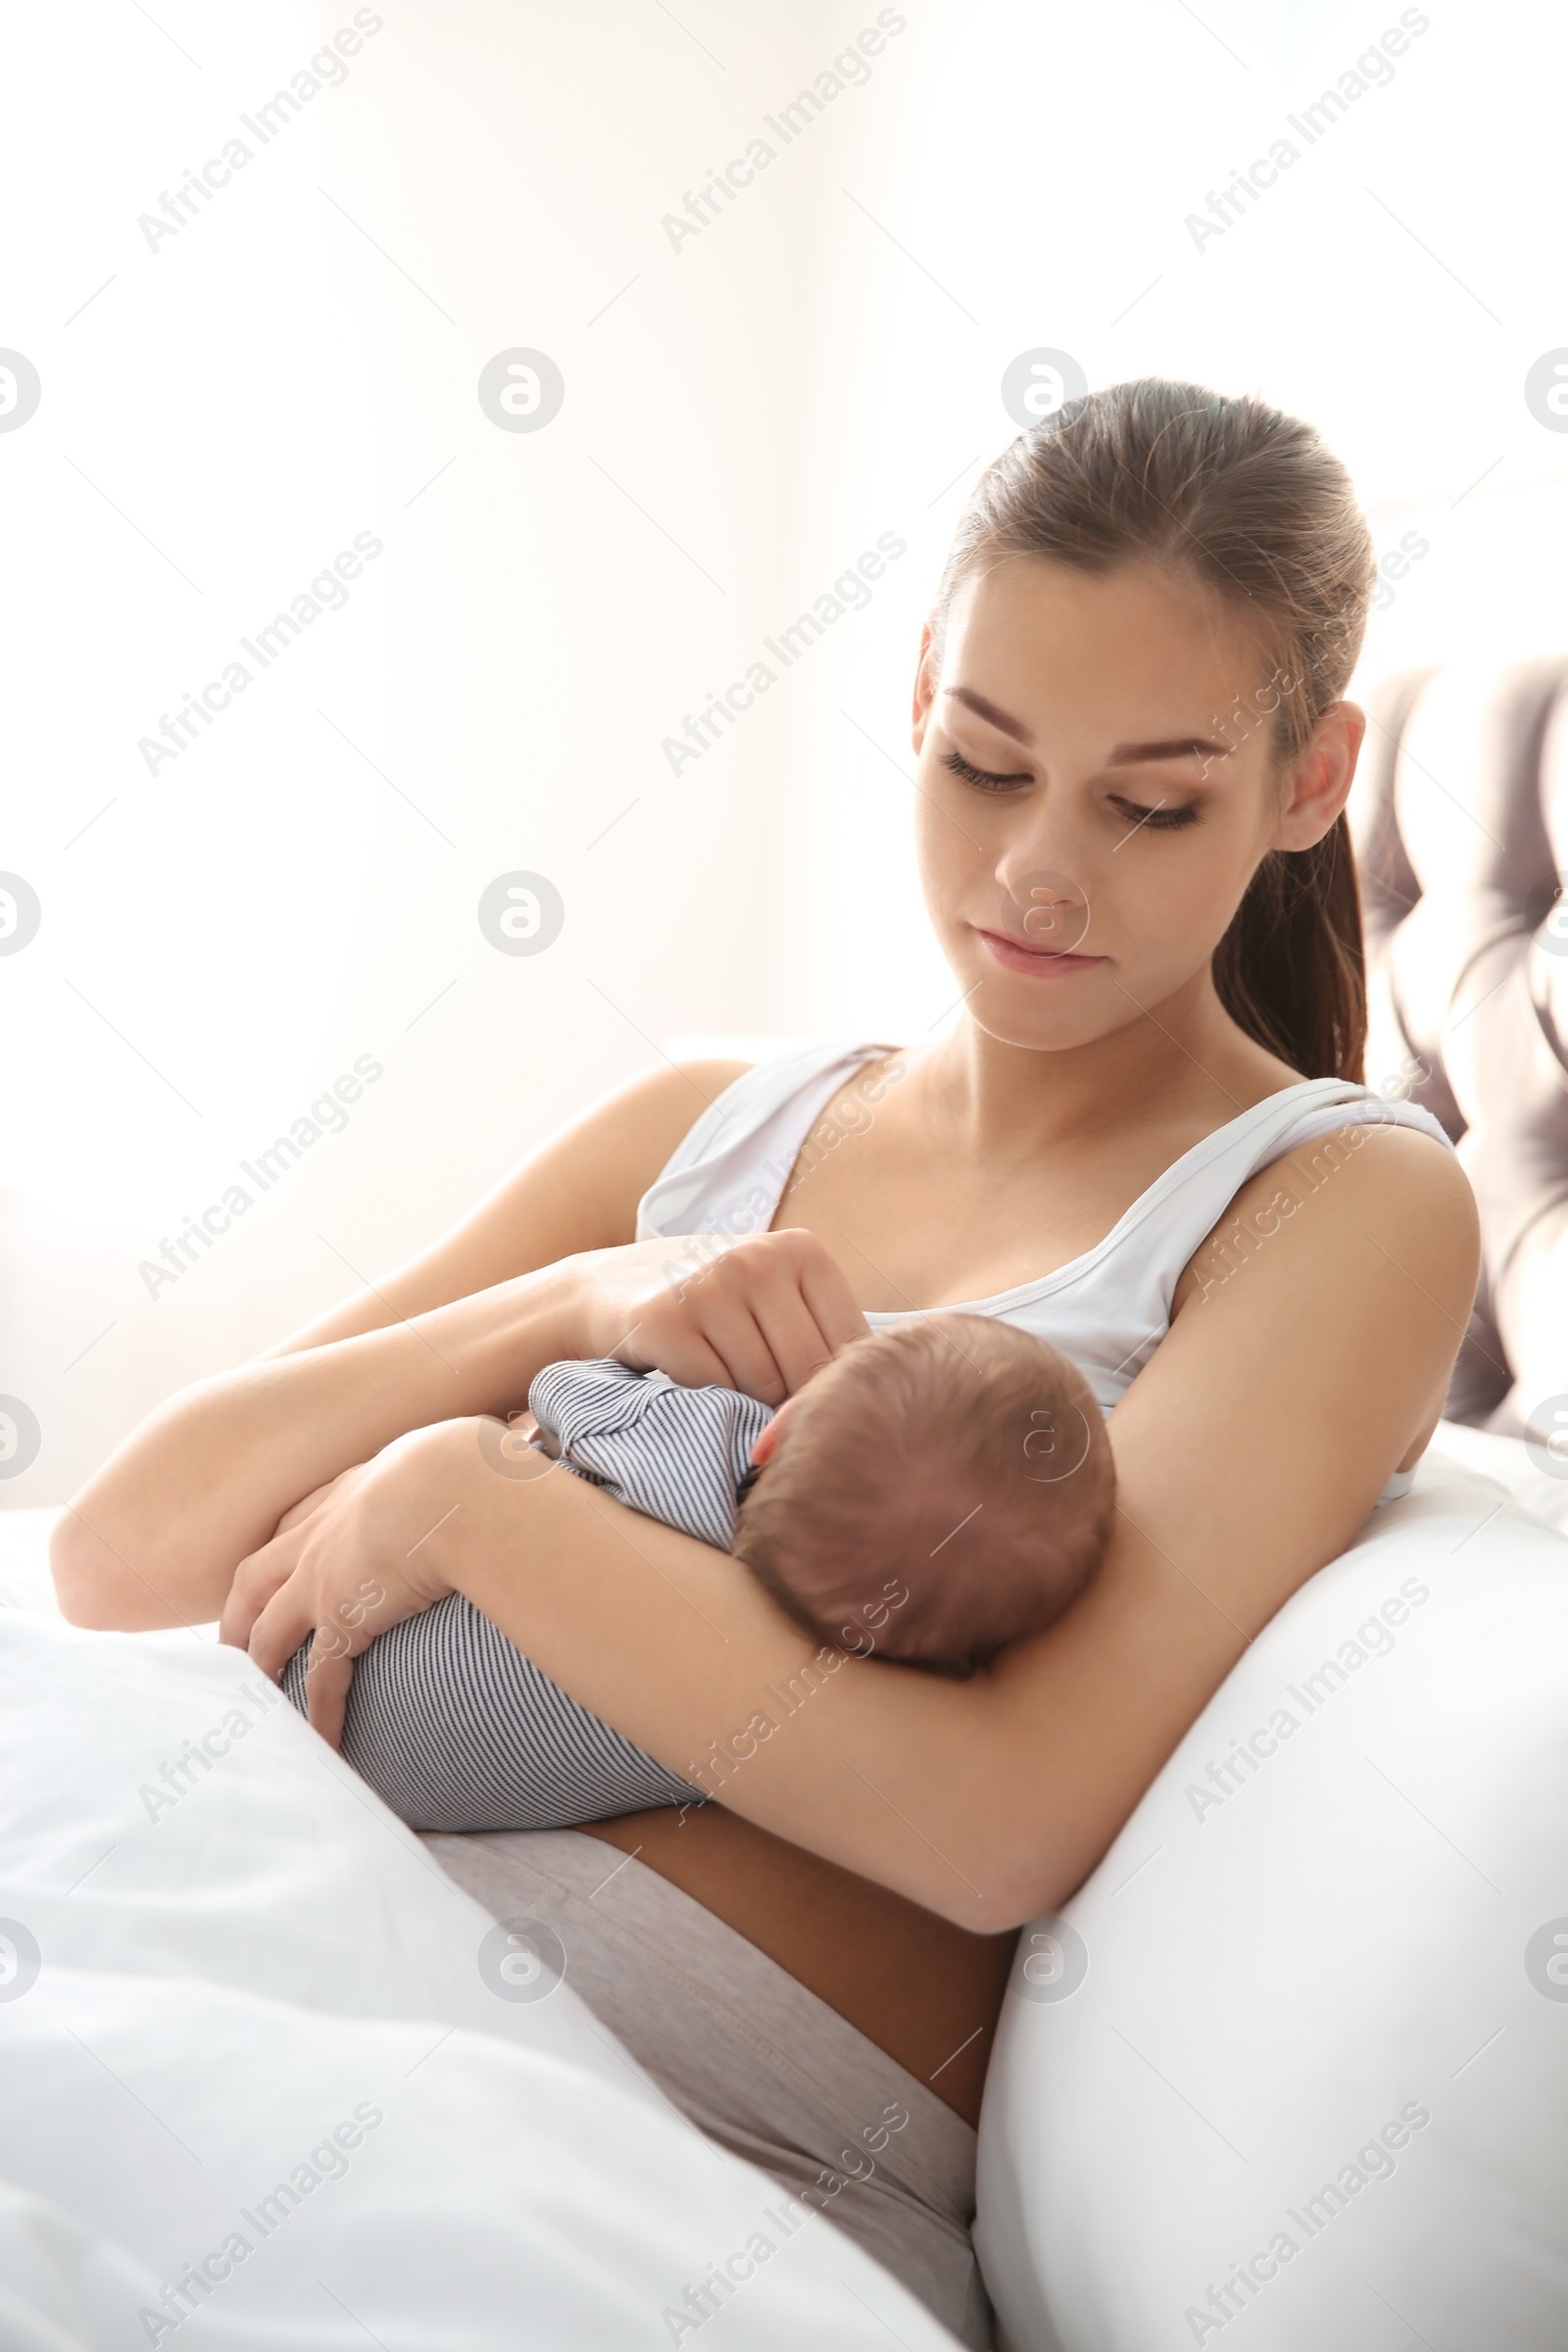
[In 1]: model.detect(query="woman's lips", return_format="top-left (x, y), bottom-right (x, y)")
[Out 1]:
top-left (974, 925), bottom-right (1106, 977)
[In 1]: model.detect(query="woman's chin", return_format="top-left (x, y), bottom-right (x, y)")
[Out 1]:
top-left (955, 977), bottom-right (1123, 1055)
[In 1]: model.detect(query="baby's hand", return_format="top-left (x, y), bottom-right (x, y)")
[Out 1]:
top-left (506, 1406), bottom-right (562, 1459)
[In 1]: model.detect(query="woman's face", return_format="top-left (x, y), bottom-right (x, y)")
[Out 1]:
top-left (910, 556), bottom-right (1360, 1054)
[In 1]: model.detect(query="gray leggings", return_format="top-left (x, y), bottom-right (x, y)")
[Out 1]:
top-left (281, 1594), bottom-right (699, 1831)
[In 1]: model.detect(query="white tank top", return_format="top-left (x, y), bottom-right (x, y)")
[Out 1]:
top-left (635, 1039), bottom-right (1457, 1505)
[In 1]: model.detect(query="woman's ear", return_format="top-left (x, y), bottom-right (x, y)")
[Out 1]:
top-left (910, 621), bottom-right (939, 756)
top-left (1270, 700), bottom-right (1366, 853)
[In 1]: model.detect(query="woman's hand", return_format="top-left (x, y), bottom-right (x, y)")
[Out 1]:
top-left (218, 1418), bottom-right (520, 1746)
top-left (566, 1228), bottom-right (868, 1406)
top-left (271, 1464), bottom-right (369, 1539)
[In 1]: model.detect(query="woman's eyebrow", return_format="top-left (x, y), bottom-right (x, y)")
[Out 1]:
top-left (943, 686), bottom-right (1034, 744)
top-left (944, 691), bottom-right (1234, 768)
top-left (1107, 737), bottom-right (1234, 764)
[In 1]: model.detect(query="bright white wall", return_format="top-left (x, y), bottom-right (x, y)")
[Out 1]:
top-left (755, 0), bottom-right (1568, 1043)
top-left (4, 0), bottom-right (1565, 1501)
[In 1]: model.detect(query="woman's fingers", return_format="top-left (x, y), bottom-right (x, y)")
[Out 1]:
top-left (641, 1251), bottom-right (797, 1400)
top-left (699, 1281), bottom-right (844, 1401)
top-left (789, 1234), bottom-right (873, 1355)
top-left (681, 1296), bottom-right (791, 1403)
top-left (244, 1570), bottom-right (324, 1686)
top-left (612, 1322), bottom-right (736, 1391)
top-left (611, 1298), bottom-right (739, 1391)
top-left (243, 1574), bottom-right (357, 1747)
top-left (746, 1254), bottom-right (869, 1396)
top-left (604, 1228), bottom-right (868, 1399)
top-left (687, 1233), bottom-right (867, 1398)
top-left (301, 1631), bottom-right (356, 1748)
top-left (218, 1527), bottom-right (307, 1650)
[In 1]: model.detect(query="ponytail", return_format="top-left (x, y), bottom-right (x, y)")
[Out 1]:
top-left (1211, 816), bottom-right (1366, 1081)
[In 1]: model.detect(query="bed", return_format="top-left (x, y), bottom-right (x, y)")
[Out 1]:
top-left (5, 1413), bottom-right (1568, 2349)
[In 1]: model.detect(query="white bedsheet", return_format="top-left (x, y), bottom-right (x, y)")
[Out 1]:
top-left (0, 1612), bottom-right (959, 2349)
top-left (4, 1424), bottom-right (1560, 2349)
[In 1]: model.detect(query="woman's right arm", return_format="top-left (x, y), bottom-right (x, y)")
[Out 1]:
top-left (49, 1059), bottom-right (750, 1629)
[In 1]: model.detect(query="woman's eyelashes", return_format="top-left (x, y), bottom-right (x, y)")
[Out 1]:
top-left (1106, 794), bottom-right (1200, 832)
top-left (941, 748), bottom-right (1031, 792)
top-left (940, 748), bottom-right (1201, 830)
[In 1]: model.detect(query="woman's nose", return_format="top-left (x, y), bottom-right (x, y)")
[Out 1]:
top-left (994, 863), bottom-right (1093, 952)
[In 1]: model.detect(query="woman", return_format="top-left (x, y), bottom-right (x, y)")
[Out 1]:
top-left (53, 381), bottom-right (1478, 2346)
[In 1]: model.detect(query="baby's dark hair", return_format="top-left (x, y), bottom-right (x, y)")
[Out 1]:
top-left (733, 1315), bottom-right (1115, 1675)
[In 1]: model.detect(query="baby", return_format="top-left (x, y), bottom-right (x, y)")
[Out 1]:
top-left (526, 1311), bottom-right (1115, 1675)
top-left (282, 1312), bottom-right (1114, 1830)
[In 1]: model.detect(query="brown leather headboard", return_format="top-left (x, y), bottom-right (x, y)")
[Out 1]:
top-left (1353, 659), bottom-right (1568, 1434)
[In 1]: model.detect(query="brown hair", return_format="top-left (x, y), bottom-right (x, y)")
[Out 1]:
top-left (734, 1315), bottom-right (1115, 1676)
top-left (930, 378), bottom-right (1375, 1081)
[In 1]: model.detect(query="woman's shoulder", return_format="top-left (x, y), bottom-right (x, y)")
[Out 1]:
top-left (592, 1056), bottom-right (759, 1190)
top-left (656, 1056), bottom-right (760, 1108)
top-left (1281, 1107), bottom-right (1476, 1225)
top-left (1174, 1102), bottom-right (1478, 1322)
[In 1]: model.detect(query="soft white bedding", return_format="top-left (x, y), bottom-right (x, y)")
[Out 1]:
top-left (5, 1424), bottom-right (1562, 2349)
top-left (0, 1612), bottom-right (959, 2349)
top-left (0, 1509), bottom-right (69, 1616)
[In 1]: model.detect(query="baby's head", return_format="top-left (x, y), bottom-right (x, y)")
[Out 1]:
top-left (733, 1315), bottom-right (1114, 1675)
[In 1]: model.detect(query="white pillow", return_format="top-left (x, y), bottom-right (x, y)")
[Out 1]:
top-left (0, 1614), bottom-right (959, 2350)
top-left (976, 1449), bottom-right (1568, 2349)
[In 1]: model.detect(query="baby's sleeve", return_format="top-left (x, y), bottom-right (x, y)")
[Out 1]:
top-left (527, 1357), bottom-right (668, 1454)
top-left (530, 1360), bottom-right (773, 1553)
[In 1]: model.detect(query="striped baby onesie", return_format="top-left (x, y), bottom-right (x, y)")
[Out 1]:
top-left (279, 1360), bottom-right (773, 1830)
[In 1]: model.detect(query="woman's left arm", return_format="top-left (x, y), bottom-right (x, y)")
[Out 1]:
top-left (237, 1126), bottom-right (1479, 1935)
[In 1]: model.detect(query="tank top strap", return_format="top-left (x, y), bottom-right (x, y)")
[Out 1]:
top-left (634, 1039), bottom-right (895, 1243)
top-left (635, 1053), bottom-right (1455, 1273)
top-left (1080, 1076), bottom-right (1457, 1320)
top-left (1027, 1078), bottom-right (1455, 1437)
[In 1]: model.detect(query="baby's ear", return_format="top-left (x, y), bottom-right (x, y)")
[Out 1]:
top-left (749, 1396), bottom-right (796, 1464)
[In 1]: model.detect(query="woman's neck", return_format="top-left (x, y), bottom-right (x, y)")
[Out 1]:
top-left (916, 970), bottom-right (1298, 1166)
